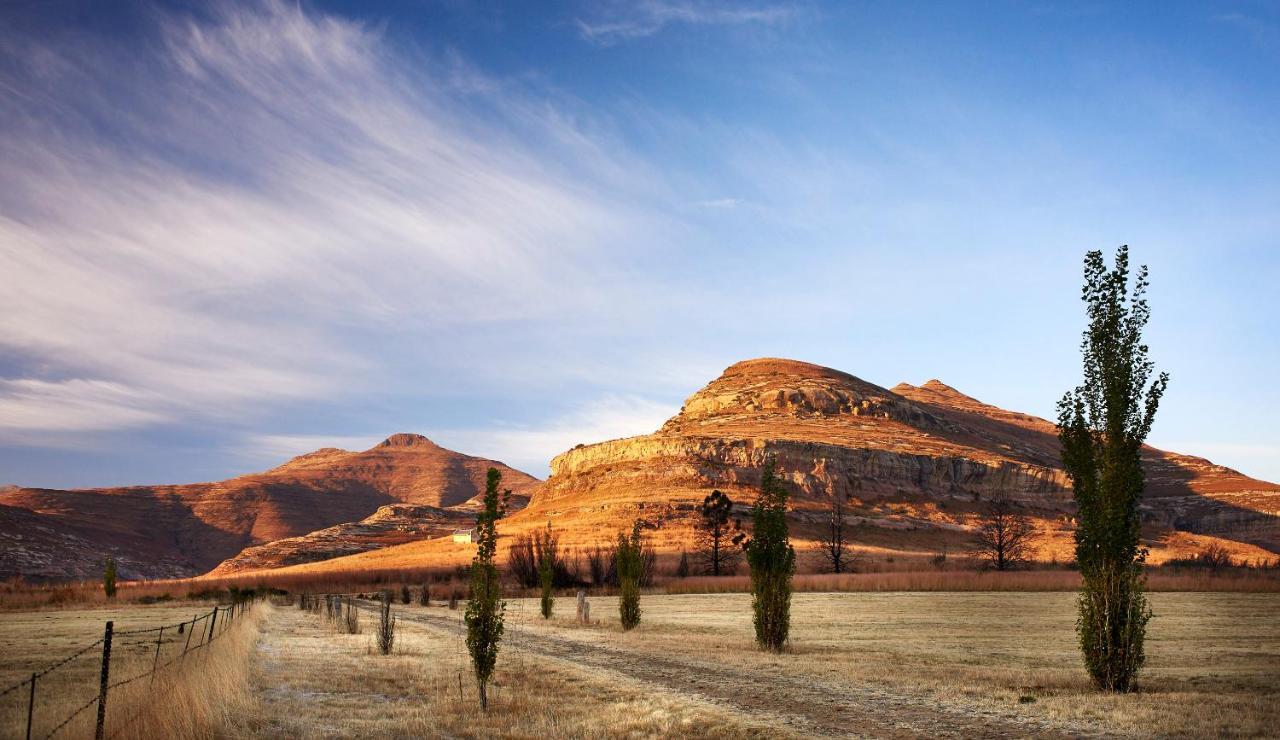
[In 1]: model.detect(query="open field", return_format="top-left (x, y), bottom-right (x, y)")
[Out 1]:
top-left (4, 591), bottom-right (1277, 738)
top-left (0, 600), bottom-right (261, 738)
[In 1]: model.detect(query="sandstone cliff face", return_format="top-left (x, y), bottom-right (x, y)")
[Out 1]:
top-left (543, 358), bottom-right (1071, 507)
top-left (0, 434), bottom-right (538, 581)
top-left (526, 358), bottom-right (1277, 561)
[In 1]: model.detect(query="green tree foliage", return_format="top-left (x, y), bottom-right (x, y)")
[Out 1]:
top-left (102, 555), bottom-right (117, 600)
top-left (465, 468), bottom-right (510, 710)
top-left (616, 521), bottom-right (645, 630)
top-left (538, 522), bottom-right (555, 619)
top-left (694, 490), bottom-right (741, 575)
top-left (1057, 246), bottom-right (1168, 693)
top-left (742, 456), bottom-right (795, 652)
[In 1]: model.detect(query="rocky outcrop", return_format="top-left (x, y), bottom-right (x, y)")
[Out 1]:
top-left (207, 503), bottom-right (475, 575)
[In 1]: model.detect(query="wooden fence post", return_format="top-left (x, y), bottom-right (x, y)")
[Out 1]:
top-left (94, 620), bottom-right (113, 740)
top-left (25, 673), bottom-right (35, 740)
top-left (150, 626), bottom-right (164, 685)
top-left (179, 616), bottom-right (195, 665)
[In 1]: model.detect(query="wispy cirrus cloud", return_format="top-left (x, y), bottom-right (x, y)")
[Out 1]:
top-left (0, 1), bottom-right (671, 446)
top-left (576, 1), bottom-right (799, 45)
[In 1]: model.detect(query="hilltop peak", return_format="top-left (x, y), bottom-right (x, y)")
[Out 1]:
top-left (721, 357), bottom-right (864, 384)
top-left (663, 357), bottom-right (903, 431)
top-left (893, 379), bottom-right (983, 407)
top-left (377, 433), bottom-right (438, 449)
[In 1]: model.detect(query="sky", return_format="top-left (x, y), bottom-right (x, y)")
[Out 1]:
top-left (0, 0), bottom-right (1277, 487)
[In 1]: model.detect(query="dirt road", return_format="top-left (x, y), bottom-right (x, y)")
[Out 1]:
top-left (379, 603), bottom-right (1101, 739)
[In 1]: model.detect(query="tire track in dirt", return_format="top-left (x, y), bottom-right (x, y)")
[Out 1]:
top-left (379, 604), bottom-right (1099, 739)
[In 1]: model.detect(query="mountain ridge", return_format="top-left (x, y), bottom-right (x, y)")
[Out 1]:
top-left (0, 434), bottom-right (539, 581)
top-left (251, 358), bottom-right (1278, 579)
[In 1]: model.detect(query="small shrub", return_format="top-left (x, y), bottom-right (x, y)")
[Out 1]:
top-left (400, 584), bottom-right (411, 604)
top-left (418, 584), bottom-right (430, 607)
top-left (376, 592), bottom-right (396, 655)
top-left (343, 597), bottom-right (361, 634)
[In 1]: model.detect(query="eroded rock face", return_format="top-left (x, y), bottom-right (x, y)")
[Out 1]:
top-left (667, 358), bottom-right (951, 432)
top-left (526, 357), bottom-right (1278, 560)
top-left (543, 358), bottom-right (1070, 508)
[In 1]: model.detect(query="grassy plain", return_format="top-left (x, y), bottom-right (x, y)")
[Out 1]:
top-left (246, 591), bottom-right (1278, 738)
top-left (3, 591), bottom-right (1277, 738)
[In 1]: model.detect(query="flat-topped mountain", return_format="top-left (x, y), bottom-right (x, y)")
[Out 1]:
top-left (0, 434), bottom-right (538, 581)
top-left (270, 358), bottom-right (1278, 577)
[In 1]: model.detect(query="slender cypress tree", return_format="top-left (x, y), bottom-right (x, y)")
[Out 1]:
top-left (538, 522), bottom-right (555, 619)
top-left (743, 455), bottom-right (795, 652)
top-left (616, 521), bottom-right (644, 630)
top-left (102, 555), bottom-right (117, 600)
top-left (465, 468), bottom-right (510, 710)
top-left (1058, 246), bottom-right (1168, 692)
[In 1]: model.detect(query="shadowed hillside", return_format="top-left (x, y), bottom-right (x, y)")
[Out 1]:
top-left (0, 435), bottom-right (538, 580)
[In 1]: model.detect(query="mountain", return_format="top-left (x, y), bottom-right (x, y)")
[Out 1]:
top-left (0, 434), bottom-right (538, 581)
top-left (258, 358), bottom-right (1279, 577)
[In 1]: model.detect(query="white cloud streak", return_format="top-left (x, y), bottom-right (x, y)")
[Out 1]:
top-left (576, 1), bottom-right (798, 45)
top-left (0, 1), bottom-right (667, 444)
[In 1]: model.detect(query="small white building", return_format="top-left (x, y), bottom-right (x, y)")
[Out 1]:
top-left (451, 528), bottom-right (477, 544)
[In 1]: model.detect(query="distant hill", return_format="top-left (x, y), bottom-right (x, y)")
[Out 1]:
top-left (261, 358), bottom-right (1279, 578)
top-left (0, 434), bottom-right (538, 581)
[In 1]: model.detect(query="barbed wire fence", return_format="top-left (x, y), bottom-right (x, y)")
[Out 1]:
top-left (0, 595), bottom-right (261, 740)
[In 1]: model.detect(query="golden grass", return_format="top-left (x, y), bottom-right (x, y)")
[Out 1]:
top-left (227, 604), bottom-right (783, 738)
top-left (6, 561), bottom-right (1276, 615)
top-left (7, 591), bottom-right (1276, 737)
top-left (0, 601), bottom-right (264, 738)
top-left (667, 568), bottom-right (1280, 593)
top-left (489, 591), bottom-right (1280, 737)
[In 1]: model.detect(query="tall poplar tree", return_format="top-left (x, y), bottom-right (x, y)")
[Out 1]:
top-left (1057, 246), bottom-right (1168, 692)
top-left (465, 468), bottom-right (509, 710)
top-left (743, 455), bottom-right (795, 652)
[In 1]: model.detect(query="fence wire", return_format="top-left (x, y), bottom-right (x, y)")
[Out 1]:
top-left (3, 599), bottom-right (258, 740)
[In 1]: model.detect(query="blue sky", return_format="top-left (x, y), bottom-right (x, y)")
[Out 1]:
top-left (1, 0), bottom-right (1277, 487)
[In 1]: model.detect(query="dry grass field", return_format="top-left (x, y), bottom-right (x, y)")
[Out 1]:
top-left (0, 601), bottom-right (262, 738)
top-left (3, 591), bottom-right (1277, 738)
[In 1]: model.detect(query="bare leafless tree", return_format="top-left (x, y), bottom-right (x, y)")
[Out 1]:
top-left (817, 492), bottom-right (856, 573)
top-left (974, 492), bottom-right (1036, 570)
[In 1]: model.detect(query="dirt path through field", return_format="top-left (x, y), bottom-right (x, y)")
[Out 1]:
top-left (382, 604), bottom-right (1098, 739)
